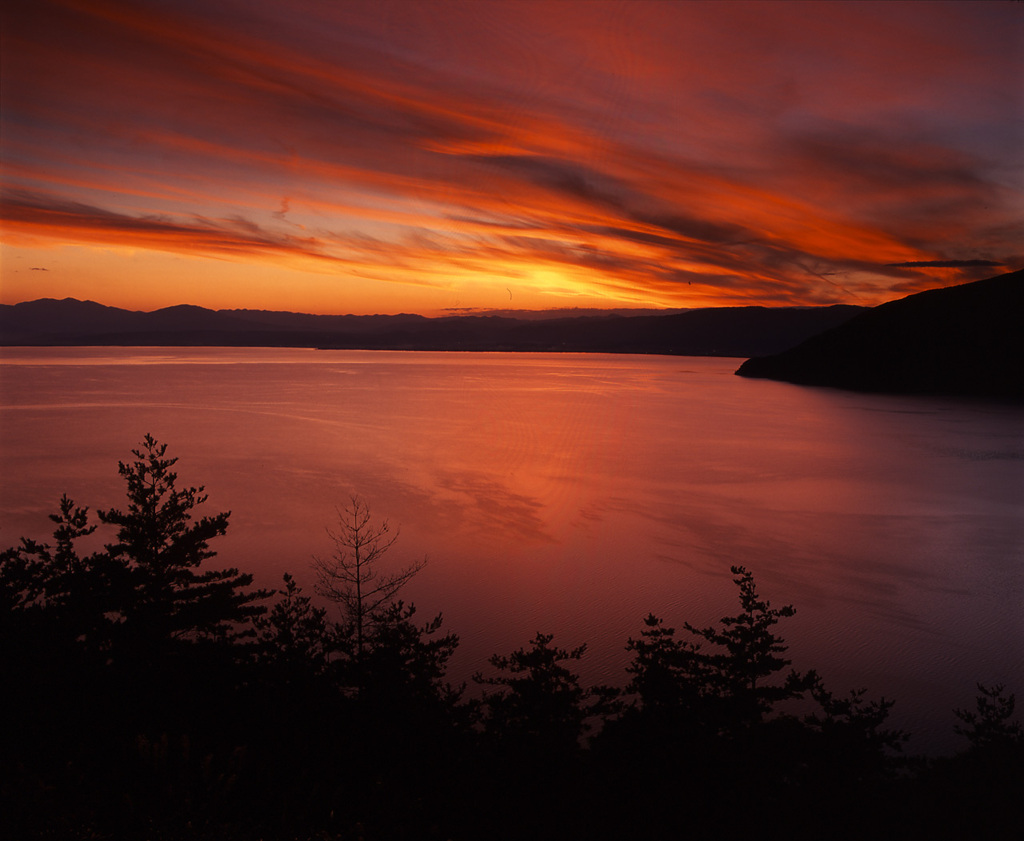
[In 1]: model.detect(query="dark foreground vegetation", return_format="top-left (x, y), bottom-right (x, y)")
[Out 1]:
top-left (3, 437), bottom-right (1022, 840)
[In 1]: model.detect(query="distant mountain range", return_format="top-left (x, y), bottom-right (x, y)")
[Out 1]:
top-left (6, 272), bottom-right (1020, 398)
top-left (0, 299), bottom-right (864, 359)
top-left (736, 269), bottom-right (1023, 399)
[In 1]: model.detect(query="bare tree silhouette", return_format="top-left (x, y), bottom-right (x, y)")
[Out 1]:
top-left (313, 495), bottom-right (425, 657)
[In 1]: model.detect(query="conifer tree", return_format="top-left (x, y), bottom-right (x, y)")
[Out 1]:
top-left (1, 494), bottom-right (119, 657)
top-left (476, 632), bottom-right (615, 752)
top-left (683, 565), bottom-right (811, 730)
top-left (354, 600), bottom-right (463, 722)
top-left (625, 613), bottom-right (707, 717)
top-left (954, 683), bottom-right (1023, 751)
top-left (801, 679), bottom-right (907, 782)
top-left (254, 572), bottom-right (332, 683)
top-left (98, 434), bottom-right (267, 655)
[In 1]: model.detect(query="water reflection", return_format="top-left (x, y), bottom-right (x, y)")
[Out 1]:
top-left (1, 347), bottom-right (1021, 752)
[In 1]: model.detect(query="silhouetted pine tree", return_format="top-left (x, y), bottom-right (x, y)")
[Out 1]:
top-left (0, 495), bottom-right (123, 840)
top-left (475, 632), bottom-right (617, 754)
top-left (253, 572), bottom-right (332, 684)
top-left (954, 683), bottom-right (1023, 752)
top-left (683, 565), bottom-right (812, 732)
top-left (1, 494), bottom-right (121, 658)
top-left (98, 434), bottom-right (268, 666)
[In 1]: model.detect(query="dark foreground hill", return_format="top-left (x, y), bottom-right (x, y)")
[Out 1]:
top-left (0, 298), bottom-right (863, 358)
top-left (736, 269), bottom-right (1024, 400)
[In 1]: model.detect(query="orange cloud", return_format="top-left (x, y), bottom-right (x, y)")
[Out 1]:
top-left (2, 0), bottom-right (1020, 313)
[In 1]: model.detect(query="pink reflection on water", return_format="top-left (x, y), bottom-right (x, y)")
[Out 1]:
top-left (1, 347), bottom-right (1021, 753)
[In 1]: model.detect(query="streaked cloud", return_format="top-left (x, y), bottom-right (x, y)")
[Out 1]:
top-left (886, 260), bottom-right (1004, 268)
top-left (1, 0), bottom-right (1020, 313)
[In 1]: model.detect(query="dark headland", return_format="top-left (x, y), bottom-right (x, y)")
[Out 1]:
top-left (736, 269), bottom-right (1024, 400)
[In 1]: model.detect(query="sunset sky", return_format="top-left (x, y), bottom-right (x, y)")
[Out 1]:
top-left (1, 0), bottom-right (1021, 316)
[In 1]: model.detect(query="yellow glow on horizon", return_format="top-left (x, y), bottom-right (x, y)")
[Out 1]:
top-left (0, 241), bottom-right (672, 315)
top-left (0, 235), bottom-right (886, 317)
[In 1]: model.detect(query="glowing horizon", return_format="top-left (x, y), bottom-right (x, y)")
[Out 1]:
top-left (1, 0), bottom-right (1021, 316)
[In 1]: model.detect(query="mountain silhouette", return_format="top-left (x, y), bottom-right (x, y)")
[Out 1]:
top-left (0, 299), bottom-right (862, 359)
top-left (736, 269), bottom-right (1023, 399)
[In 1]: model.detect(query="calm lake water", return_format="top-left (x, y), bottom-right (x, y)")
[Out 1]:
top-left (2, 347), bottom-right (1022, 752)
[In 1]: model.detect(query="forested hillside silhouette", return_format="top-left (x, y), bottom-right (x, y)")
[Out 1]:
top-left (3, 437), bottom-right (1021, 839)
top-left (0, 296), bottom-right (862, 358)
top-left (737, 268), bottom-right (1024, 399)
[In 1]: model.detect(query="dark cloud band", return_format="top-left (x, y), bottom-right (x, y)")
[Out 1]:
top-left (886, 260), bottom-right (1004, 268)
